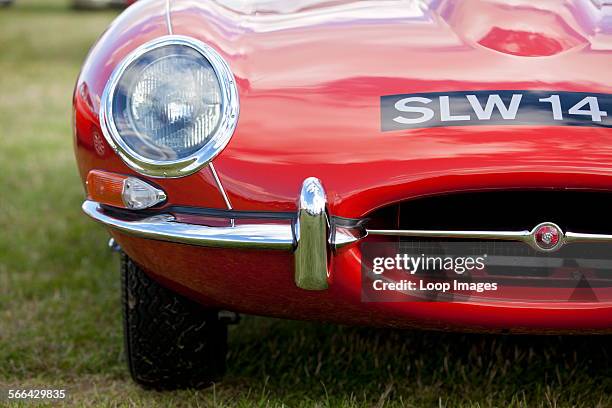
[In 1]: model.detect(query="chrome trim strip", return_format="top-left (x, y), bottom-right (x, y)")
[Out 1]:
top-left (368, 229), bottom-right (532, 241)
top-left (565, 232), bottom-right (612, 243)
top-left (294, 177), bottom-right (329, 290)
top-left (99, 35), bottom-right (239, 178)
top-left (367, 222), bottom-right (612, 253)
top-left (165, 0), bottom-right (173, 35)
top-left (83, 200), bottom-right (294, 250)
top-left (368, 227), bottom-right (548, 250)
top-left (209, 163), bottom-right (232, 210)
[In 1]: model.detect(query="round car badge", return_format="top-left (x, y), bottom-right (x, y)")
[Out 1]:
top-left (532, 223), bottom-right (563, 251)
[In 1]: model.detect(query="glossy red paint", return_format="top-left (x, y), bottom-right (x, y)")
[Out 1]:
top-left (74, 0), bottom-right (612, 332)
top-left (161, 0), bottom-right (610, 217)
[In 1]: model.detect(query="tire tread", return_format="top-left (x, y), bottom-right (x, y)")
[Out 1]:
top-left (121, 254), bottom-right (227, 390)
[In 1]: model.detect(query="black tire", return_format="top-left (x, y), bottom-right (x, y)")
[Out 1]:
top-left (121, 253), bottom-right (227, 390)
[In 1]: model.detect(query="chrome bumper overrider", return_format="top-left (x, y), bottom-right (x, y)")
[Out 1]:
top-left (83, 176), bottom-right (612, 291)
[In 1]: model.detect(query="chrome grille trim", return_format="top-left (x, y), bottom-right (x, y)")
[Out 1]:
top-left (368, 224), bottom-right (612, 253)
top-left (368, 229), bottom-right (531, 241)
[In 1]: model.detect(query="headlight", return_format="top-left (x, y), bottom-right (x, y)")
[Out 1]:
top-left (100, 36), bottom-right (239, 177)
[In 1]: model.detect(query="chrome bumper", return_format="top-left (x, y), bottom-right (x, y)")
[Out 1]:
top-left (82, 177), bottom-right (365, 290)
top-left (82, 200), bottom-right (297, 250)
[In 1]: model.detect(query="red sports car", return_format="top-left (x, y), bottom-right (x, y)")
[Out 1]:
top-left (73, 0), bottom-right (612, 389)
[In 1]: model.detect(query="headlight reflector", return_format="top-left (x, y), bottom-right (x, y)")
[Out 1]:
top-left (100, 36), bottom-right (239, 177)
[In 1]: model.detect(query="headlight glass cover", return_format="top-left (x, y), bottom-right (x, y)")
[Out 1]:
top-left (101, 36), bottom-right (239, 177)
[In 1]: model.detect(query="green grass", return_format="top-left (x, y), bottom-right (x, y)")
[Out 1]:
top-left (0, 0), bottom-right (611, 406)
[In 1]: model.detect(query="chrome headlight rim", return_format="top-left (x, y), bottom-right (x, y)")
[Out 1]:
top-left (100, 35), bottom-right (239, 178)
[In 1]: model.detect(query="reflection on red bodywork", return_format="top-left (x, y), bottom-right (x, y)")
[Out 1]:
top-left (479, 28), bottom-right (565, 57)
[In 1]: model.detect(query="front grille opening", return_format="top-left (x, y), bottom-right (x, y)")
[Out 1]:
top-left (366, 190), bottom-right (612, 234)
top-left (364, 191), bottom-right (612, 301)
